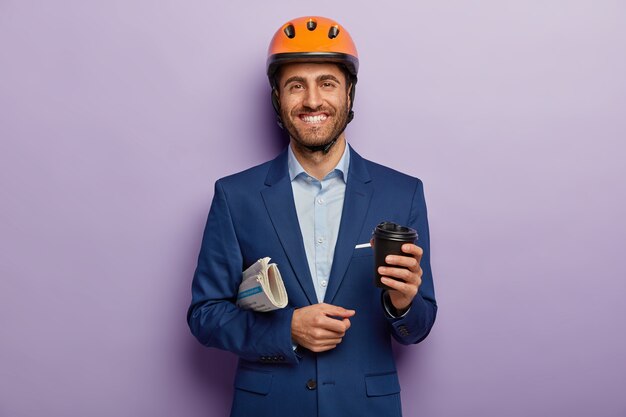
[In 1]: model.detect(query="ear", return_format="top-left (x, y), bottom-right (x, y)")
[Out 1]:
top-left (346, 81), bottom-right (356, 123)
top-left (347, 83), bottom-right (353, 107)
top-left (271, 88), bottom-right (281, 114)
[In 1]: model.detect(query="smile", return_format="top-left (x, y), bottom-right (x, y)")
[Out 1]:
top-left (299, 113), bottom-right (328, 124)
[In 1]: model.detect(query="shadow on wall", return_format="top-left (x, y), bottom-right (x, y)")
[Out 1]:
top-left (256, 80), bottom-right (290, 158)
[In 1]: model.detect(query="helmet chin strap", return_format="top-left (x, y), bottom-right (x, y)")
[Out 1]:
top-left (304, 137), bottom-right (338, 154)
top-left (301, 109), bottom-right (353, 154)
top-left (272, 84), bottom-right (355, 155)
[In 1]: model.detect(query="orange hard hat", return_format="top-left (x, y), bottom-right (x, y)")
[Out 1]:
top-left (266, 16), bottom-right (359, 86)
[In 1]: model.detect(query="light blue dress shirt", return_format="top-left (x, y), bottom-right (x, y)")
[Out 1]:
top-left (288, 144), bottom-right (350, 303)
top-left (287, 144), bottom-right (409, 318)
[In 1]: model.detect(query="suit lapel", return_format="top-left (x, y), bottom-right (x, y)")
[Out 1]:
top-left (324, 148), bottom-right (373, 304)
top-left (261, 151), bottom-right (318, 305)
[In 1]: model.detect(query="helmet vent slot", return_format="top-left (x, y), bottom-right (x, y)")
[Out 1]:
top-left (328, 25), bottom-right (340, 39)
top-left (307, 19), bottom-right (317, 31)
top-left (284, 24), bottom-right (296, 38)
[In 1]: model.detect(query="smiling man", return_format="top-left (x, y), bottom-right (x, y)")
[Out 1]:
top-left (278, 62), bottom-right (351, 182)
top-left (188, 16), bottom-right (437, 417)
top-left (279, 63), bottom-right (349, 151)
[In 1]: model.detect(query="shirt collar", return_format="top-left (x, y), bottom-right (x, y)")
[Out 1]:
top-left (287, 142), bottom-right (351, 183)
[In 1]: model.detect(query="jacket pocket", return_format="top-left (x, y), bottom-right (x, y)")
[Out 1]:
top-left (234, 368), bottom-right (273, 395)
top-left (365, 372), bottom-right (401, 397)
top-left (352, 246), bottom-right (374, 258)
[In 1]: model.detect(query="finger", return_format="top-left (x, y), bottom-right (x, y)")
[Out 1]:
top-left (317, 338), bottom-right (342, 346)
top-left (306, 337), bottom-right (343, 351)
top-left (310, 312), bottom-right (349, 334)
top-left (309, 342), bottom-right (340, 353)
top-left (342, 318), bottom-right (351, 331)
top-left (384, 254), bottom-right (419, 270)
top-left (402, 244), bottom-right (423, 262)
top-left (378, 266), bottom-right (419, 284)
top-left (310, 327), bottom-right (345, 340)
top-left (381, 277), bottom-right (420, 297)
top-left (317, 316), bottom-right (351, 334)
top-left (321, 304), bottom-right (356, 318)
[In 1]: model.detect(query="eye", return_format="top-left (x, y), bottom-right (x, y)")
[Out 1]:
top-left (290, 83), bottom-right (304, 91)
top-left (322, 82), bottom-right (336, 88)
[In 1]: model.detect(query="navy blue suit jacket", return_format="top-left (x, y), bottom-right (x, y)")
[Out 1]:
top-left (188, 146), bottom-right (437, 417)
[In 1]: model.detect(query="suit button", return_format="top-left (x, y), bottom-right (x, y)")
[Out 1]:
top-left (306, 379), bottom-right (317, 390)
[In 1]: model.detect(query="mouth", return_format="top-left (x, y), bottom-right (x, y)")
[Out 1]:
top-left (298, 112), bottom-right (329, 124)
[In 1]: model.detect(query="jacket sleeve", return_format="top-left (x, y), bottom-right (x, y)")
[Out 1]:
top-left (385, 178), bottom-right (438, 345)
top-left (187, 180), bottom-right (298, 364)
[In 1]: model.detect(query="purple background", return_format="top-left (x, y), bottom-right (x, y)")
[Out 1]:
top-left (1, 1), bottom-right (625, 416)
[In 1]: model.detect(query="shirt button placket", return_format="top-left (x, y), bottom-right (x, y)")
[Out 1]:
top-left (314, 184), bottom-right (328, 301)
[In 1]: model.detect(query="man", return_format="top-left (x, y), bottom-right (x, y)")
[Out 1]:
top-left (188, 16), bottom-right (437, 417)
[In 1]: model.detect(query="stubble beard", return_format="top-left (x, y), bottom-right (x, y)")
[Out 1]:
top-left (281, 104), bottom-right (349, 151)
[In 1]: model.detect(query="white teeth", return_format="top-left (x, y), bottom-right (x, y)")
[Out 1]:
top-left (301, 114), bottom-right (328, 123)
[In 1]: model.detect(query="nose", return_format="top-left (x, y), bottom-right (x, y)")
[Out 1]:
top-left (302, 86), bottom-right (323, 110)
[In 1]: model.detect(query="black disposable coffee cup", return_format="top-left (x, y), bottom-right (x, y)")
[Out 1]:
top-left (372, 221), bottom-right (418, 289)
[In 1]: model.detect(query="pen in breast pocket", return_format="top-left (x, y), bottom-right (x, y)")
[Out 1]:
top-left (354, 243), bottom-right (371, 249)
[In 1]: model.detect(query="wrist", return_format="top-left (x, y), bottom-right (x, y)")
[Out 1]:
top-left (389, 293), bottom-right (411, 312)
top-left (383, 291), bottom-right (411, 318)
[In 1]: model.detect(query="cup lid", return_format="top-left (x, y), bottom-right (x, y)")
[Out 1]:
top-left (373, 221), bottom-right (418, 242)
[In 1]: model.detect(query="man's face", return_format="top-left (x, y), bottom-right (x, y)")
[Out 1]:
top-left (276, 62), bottom-right (351, 149)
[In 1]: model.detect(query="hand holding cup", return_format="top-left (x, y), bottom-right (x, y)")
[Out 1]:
top-left (371, 222), bottom-right (423, 311)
